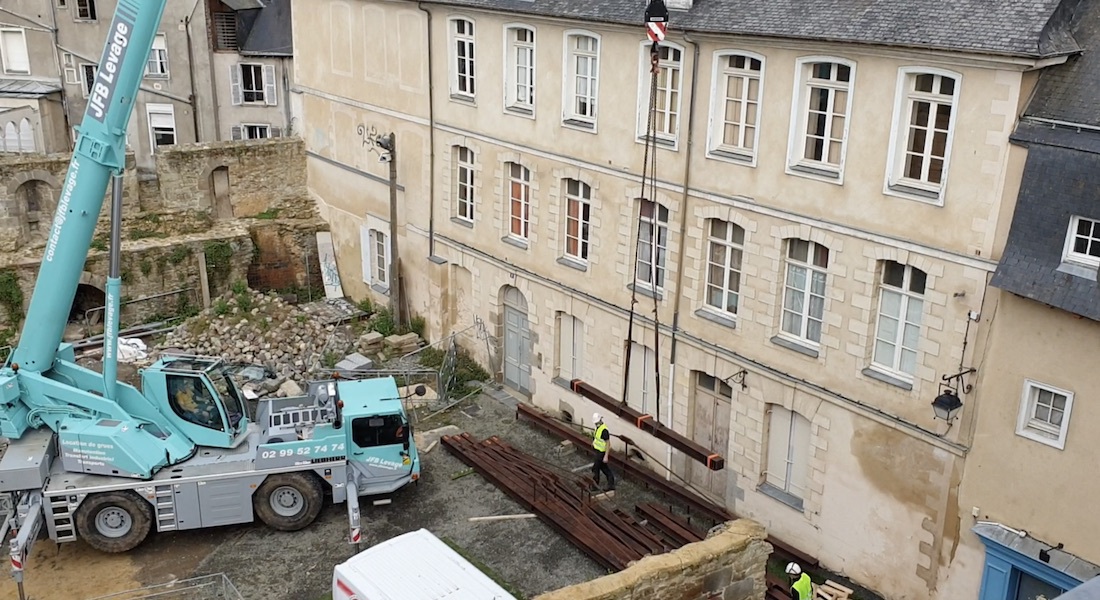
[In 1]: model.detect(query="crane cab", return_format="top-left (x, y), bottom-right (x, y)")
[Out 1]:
top-left (140, 355), bottom-right (250, 449)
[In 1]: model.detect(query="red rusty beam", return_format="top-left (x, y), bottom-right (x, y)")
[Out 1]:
top-left (570, 379), bottom-right (725, 471)
top-left (516, 402), bottom-right (735, 523)
top-left (635, 503), bottom-right (705, 545)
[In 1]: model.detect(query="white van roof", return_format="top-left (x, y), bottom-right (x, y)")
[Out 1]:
top-left (333, 528), bottom-right (518, 600)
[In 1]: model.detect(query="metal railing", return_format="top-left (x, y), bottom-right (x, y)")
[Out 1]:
top-left (88, 574), bottom-right (243, 600)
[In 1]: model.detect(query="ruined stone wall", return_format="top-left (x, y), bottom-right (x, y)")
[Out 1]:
top-left (153, 138), bottom-right (312, 218)
top-left (535, 521), bottom-right (771, 600)
top-left (247, 220), bottom-right (327, 297)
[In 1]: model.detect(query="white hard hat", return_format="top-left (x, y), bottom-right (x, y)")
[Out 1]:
top-left (785, 562), bottom-right (802, 576)
top-left (593, 412), bottom-right (602, 423)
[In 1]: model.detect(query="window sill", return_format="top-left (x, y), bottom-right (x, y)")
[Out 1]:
top-left (707, 148), bottom-right (756, 166)
top-left (552, 376), bottom-right (577, 392)
top-left (627, 283), bottom-right (664, 301)
top-left (450, 216), bottom-right (474, 229)
top-left (428, 255), bottom-right (448, 265)
top-left (787, 162), bottom-right (842, 184)
top-left (505, 106), bottom-right (535, 119)
top-left (562, 118), bottom-right (596, 133)
top-left (861, 367), bottom-right (913, 391)
top-left (769, 335), bottom-right (819, 359)
top-left (885, 182), bottom-right (944, 206)
top-left (694, 308), bottom-right (736, 330)
top-left (1014, 427), bottom-right (1067, 451)
top-left (501, 236), bottom-right (529, 250)
top-left (758, 483), bottom-right (804, 512)
top-left (370, 284), bottom-right (390, 296)
top-left (449, 94), bottom-right (476, 105)
top-left (557, 257), bottom-right (588, 272)
top-left (1056, 261), bottom-right (1098, 281)
top-left (636, 135), bottom-right (678, 150)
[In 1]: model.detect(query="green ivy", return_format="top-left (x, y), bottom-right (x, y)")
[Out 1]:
top-left (0, 271), bottom-right (24, 325)
top-left (204, 240), bottom-right (234, 292)
top-left (139, 258), bottom-right (153, 277)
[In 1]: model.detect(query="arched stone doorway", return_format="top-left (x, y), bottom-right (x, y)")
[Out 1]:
top-left (210, 166), bottom-right (233, 219)
top-left (500, 285), bottom-right (531, 394)
top-left (70, 283), bottom-right (106, 324)
top-left (15, 179), bottom-right (55, 242)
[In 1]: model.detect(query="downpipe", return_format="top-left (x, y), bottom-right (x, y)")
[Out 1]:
top-left (665, 33), bottom-right (702, 480)
top-left (102, 174), bottom-right (123, 400)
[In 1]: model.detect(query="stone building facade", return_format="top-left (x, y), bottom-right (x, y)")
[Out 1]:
top-left (290, 0), bottom-right (1083, 598)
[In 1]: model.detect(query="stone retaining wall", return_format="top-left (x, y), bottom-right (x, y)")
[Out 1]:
top-left (535, 520), bottom-right (771, 600)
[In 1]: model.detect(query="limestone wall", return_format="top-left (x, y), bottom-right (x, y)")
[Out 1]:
top-left (535, 520), bottom-right (771, 600)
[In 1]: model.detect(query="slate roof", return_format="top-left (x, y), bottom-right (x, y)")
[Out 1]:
top-left (0, 79), bottom-right (62, 98)
top-left (236, 0), bottom-right (293, 56)
top-left (418, 0), bottom-right (1081, 58)
top-left (990, 0), bottom-right (1100, 320)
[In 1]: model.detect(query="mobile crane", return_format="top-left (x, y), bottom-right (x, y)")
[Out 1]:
top-left (0, 1), bottom-right (421, 594)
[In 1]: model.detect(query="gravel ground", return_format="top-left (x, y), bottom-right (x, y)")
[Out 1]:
top-left (2, 384), bottom-right (717, 600)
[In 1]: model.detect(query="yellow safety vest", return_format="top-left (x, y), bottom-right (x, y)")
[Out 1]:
top-left (592, 424), bottom-right (608, 452)
top-left (792, 573), bottom-right (813, 600)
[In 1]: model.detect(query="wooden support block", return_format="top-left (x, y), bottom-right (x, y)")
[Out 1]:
top-left (815, 580), bottom-right (853, 600)
top-left (468, 513), bottom-right (537, 522)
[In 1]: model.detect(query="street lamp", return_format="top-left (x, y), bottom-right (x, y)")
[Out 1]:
top-left (932, 367), bottom-right (976, 427)
top-left (358, 125), bottom-right (402, 330)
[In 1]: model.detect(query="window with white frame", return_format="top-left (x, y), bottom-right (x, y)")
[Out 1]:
top-left (1063, 216), bottom-right (1100, 267)
top-left (638, 44), bottom-right (683, 143)
top-left (563, 179), bottom-right (591, 262)
top-left (704, 219), bottom-right (745, 316)
top-left (506, 162), bottom-right (531, 240)
top-left (231, 63), bottom-right (277, 105)
top-left (80, 64), bottom-right (97, 97)
top-left (505, 26), bottom-right (535, 113)
top-left (361, 225), bottom-right (391, 289)
top-left (1016, 380), bottom-right (1074, 450)
top-left (230, 124), bottom-right (276, 140)
top-left (556, 313), bottom-right (584, 381)
top-left (564, 33), bottom-right (599, 127)
top-left (635, 199), bottom-right (669, 290)
top-left (871, 261), bottom-right (926, 377)
top-left (888, 70), bottom-right (958, 199)
top-left (780, 239), bottom-right (829, 345)
top-left (454, 146), bottom-right (475, 223)
top-left (450, 18), bottom-right (475, 99)
top-left (62, 53), bottom-right (79, 84)
top-left (0, 28), bottom-right (30, 74)
top-left (146, 104), bottom-right (176, 151)
top-left (75, 0), bottom-right (97, 20)
top-left (626, 341), bottom-right (657, 414)
top-left (790, 59), bottom-right (854, 178)
top-left (763, 404), bottom-right (810, 506)
top-left (709, 53), bottom-right (762, 161)
top-left (145, 33), bottom-right (169, 78)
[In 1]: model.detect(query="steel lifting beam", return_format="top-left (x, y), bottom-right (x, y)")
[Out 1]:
top-left (516, 402), bottom-right (734, 523)
top-left (569, 379), bottom-right (725, 471)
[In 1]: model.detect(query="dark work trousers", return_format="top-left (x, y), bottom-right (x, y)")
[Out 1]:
top-left (591, 454), bottom-right (616, 490)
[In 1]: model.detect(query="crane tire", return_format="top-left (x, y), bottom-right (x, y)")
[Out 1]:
top-left (74, 490), bottom-right (154, 553)
top-left (253, 472), bottom-right (324, 532)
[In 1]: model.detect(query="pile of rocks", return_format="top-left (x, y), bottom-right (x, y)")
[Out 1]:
top-left (158, 289), bottom-right (358, 397)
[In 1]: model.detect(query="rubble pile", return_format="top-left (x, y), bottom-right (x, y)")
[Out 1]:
top-left (157, 289), bottom-right (378, 397)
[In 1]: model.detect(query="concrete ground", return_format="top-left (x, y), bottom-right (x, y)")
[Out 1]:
top-left (1, 387), bottom-right (716, 600)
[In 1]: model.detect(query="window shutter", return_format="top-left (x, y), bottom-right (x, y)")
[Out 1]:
top-left (230, 125), bottom-right (242, 140)
top-left (765, 406), bottom-right (792, 490)
top-left (558, 315), bottom-right (574, 380)
top-left (263, 64), bottom-right (278, 106)
top-left (360, 226), bottom-right (372, 284)
top-left (230, 64), bottom-right (242, 105)
top-left (270, 126), bottom-right (282, 138)
top-left (788, 413), bottom-right (811, 498)
top-left (1, 30), bottom-right (30, 73)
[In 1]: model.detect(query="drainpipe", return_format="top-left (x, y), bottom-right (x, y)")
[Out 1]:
top-left (418, 1), bottom-right (437, 258)
top-left (185, 0), bottom-right (205, 141)
top-left (44, 1), bottom-right (74, 150)
top-left (664, 32), bottom-right (701, 480)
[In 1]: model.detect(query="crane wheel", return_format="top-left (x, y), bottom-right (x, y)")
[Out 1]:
top-left (74, 491), bottom-right (154, 553)
top-left (253, 472), bottom-right (325, 532)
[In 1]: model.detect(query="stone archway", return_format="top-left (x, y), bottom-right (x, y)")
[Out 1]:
top-left (500, 285), bottom-right (531, 394)
top-left (70, 283), bottom-right (106, 324)
top-left (15, 179), bottom-right (55, 242)
top-left (210, 166), bottom-right (232, 219)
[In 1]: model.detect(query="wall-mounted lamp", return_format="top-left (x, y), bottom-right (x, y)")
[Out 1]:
top-left (932, 367), bottom-right (977, 424)
top-left (724, 369), bottom-right (748, 391)
top-left (1039, 542), bottom-right (1064, 563)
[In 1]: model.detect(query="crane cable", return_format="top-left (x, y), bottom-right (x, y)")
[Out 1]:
top-left (622, 7), bottom-right (669, 424)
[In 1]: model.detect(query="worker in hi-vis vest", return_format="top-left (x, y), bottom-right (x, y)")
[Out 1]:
top-left (590, 413), bottom-right (616, 491)
top-left (786, 562), bottom-right (813, 600)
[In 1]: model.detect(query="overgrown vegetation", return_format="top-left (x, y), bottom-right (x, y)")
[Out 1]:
top-left (203, 240), bottom-right (234, 292)
top-left (0, 270), bottom-right (24, 325)
top-left (90, 235), bottom-right (108, 251)
top-left (139, 258), bottom-right (153, 277)
top-left (371, 307), bottom-right (396, 337)
top-left (129, 228), bottom-right (167, 240)
top-left (408, 314), bottom-right (426, 338)
top-left (254, 208), bottom-right (280, 219)
top-left (418, 345), bottom-right (491, 396)
top-left (232, 280), bottom-right (252, 312)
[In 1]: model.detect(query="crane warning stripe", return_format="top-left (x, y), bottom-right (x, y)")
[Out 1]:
top-left (11, 556), bottom-right (23, 571)
top-left (647, 22), bottom-right (667, 42)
